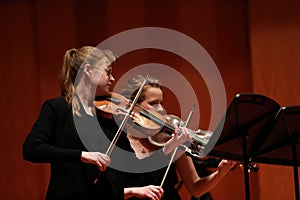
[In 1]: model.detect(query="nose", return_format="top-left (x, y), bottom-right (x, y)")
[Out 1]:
top-left (154, 104), bottom-right (165, 115)
top-left (110, 75), bottom-right (115, 82)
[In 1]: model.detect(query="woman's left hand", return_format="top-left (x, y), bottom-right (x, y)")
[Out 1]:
top-left (163, 126), bottom-right (192, 155)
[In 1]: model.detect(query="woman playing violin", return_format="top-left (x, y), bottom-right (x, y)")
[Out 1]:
top-left (22, 46), bottom-right (124, 199)
top-left (121, 75), bottom-right (237, 200)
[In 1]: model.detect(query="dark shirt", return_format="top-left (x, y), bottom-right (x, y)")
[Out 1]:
top-left (22, 96), bottom-right (124, 200)
top-left (123, 147), bottom-right (181, 200)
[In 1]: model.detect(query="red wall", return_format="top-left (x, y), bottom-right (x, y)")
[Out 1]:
top-left (249, 0), bottom-right (300, 199)
top-left (0, 0), bottom-right (298, 199)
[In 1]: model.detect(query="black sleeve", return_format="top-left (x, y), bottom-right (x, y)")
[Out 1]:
top-left (22, 100), bottom-right (82, 163)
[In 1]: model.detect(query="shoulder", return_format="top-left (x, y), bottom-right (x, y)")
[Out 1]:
top-left (41, 96), bottom-right (71, 114)
top-left (44, 96), bottom-right (68, 107)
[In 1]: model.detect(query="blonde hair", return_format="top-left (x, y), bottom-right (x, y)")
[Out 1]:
top-left (121, 75), bottom-right (163, 103)
top-left (60, 46), bottom-right (116, 103)
top-left (60, 46), bottom-right (116, 116)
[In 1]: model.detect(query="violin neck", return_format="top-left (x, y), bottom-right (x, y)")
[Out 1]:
top-left (139, 109), bottom-right (175, 133)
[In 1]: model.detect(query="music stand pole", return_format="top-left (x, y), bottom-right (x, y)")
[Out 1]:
top-left (241, 133), bottom-right (251, 200)
top-left (236, 97), bottom-right (251, 200)
top-left (292, 141), bottom-right (299, 200)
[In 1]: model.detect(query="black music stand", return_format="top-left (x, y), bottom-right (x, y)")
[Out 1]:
top-left (209, 93), bottom-right (281, 200)
top-left (253, 106), bottom-right (300, 200)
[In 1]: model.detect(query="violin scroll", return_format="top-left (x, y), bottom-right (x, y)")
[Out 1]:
top-left (148, 114), bottom-right (214, 158)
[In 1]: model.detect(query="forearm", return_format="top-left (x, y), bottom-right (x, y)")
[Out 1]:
top-left (124, 188), bottom-right (135, 199)
top-left (190, 170), bottom-right (223, 197)
top-left (188, 160), bottom-right (236, 197)
top-left (162, 136), bottom-right (179, 155)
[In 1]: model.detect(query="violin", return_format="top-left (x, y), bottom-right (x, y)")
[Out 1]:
top-left (93, 92), bottom-right (213, 158)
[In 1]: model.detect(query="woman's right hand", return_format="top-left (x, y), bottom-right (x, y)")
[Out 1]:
top-left (81, 151), bottom-right (110, 171)
top-left (124, 185), bottom-right (164, 200)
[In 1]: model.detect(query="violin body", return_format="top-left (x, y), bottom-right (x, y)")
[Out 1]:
top-left (94, 92), bottom-right (130, 117)
top-left (94, 92), bottom-right (164, 132)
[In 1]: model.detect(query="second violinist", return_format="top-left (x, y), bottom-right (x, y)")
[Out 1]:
top-left (121, 75), bottom-right (237, 200)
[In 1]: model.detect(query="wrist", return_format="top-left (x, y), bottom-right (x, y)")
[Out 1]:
top-left (124, 187), bottom-right (135, 199)
top-left (80, 151), bottom-right (87, 161)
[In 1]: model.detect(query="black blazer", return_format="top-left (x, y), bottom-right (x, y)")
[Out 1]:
top-left (23, 96), bottom-right (124, 200)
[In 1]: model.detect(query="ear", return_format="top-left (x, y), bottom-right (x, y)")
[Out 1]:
top-left (83, 64), bottom-right (92, 77)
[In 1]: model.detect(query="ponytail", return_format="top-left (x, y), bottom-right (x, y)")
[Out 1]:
top-left (60, 46), bottom-right (116, 116)
top-left (61, 48), bottom-right (78, 103)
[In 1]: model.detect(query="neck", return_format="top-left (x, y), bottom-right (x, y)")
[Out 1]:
top-left (75, 81), bottom-right (95, 115)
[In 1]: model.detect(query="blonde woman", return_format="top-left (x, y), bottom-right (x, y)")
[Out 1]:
top-left (23, 46), bottom-right (121, 200)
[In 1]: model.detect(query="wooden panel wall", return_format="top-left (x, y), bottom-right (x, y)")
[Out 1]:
top-left (248, 0), bottom-right (300, 199)
top-left (2, 0), bottom-right (298, 199)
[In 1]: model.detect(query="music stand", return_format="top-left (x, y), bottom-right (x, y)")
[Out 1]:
top-left (209, 93), bottom-right (281, 200)
top-left (253, 106), bottom-right (300, 200)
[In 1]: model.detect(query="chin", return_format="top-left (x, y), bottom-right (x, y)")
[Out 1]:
top-left (95, 89), bottom-right (109, 97)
